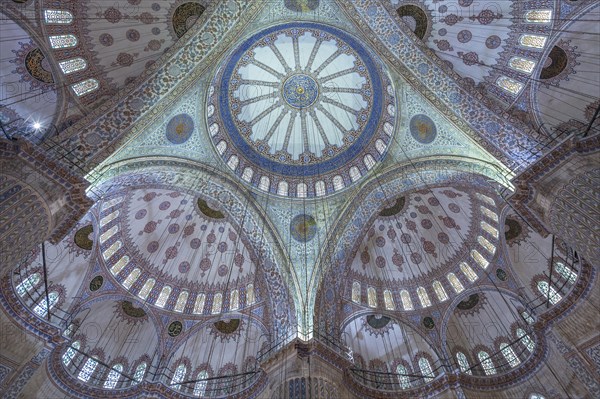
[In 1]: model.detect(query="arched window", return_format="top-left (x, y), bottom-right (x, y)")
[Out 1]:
top-left (477, 236), bottom-right (496, 255)
top-left (193, 293), bottom-right (206, 314)
top-left (509, 57), bottom-right (536, 74)
top-left (193, 370), bottom-right (209, 396)
top-left (171, 363), bottom-right (187, 390)
top-left (133, 362), bottom-right (147, 384)
top-left (519, 34), bottom-right (547, 49)
top-left (62, 341), bottom-right (80, 366)
top-left (400, 290), bottom-right (413, 310)
top-left (375, 139), bottom-right (386, 154)
top-left (475, 193), bottom-right (495, 206)
top-left (44, 10), bottom-right (74, 24)
top-left (216, 140), bottom-right (227, 155)
top-left (517, 328), bottom-right (535, 352)
top-left (212, 293), bottom-right (222, 314)
top-left (471, 249), bottom-right (489, 269)
top-left (209, 123), bottom-right (219, 136)
top-left (33, 291), bottom-right (59, 317)
top-left (363, 154), bottom-right (376, 170)
top-left (258, 176), bottom-right (270, 192)
top-left (396, 364), bottom-right (410, 389)
top-left (156, 286), bottom-right (172, 308)
top-left (174, 291), bottom-right (189, 312)
top-left (500, 343), bottom-right (521, 368)
top-left (72, 79), bottom-right (99, 96)
top-left (418, 358), bottom-right (434, 381)
top-left (138, 278), bottom-right (156, 300)
top-left (242, 167), bottom-right (254, 182)
top-left (297, 182), bottom-right (307, 198)
top-left (104, 241), bottom-right (122, 261)
top-left (459, 262), bottom-right (478, 282)
top-left (351, 282), bottom-right (361, 303)
top-left (100, 210), bottom-right (119, 226)
top-left (277, 181), bottom-right (289, 196)
top-left (227, 155), bottom-right (239, 170)
top-left (555, 262), bottom-right (577, 284)
top-left (230, 289), bottom-right (239, 311)
top-left (315, 180), bottom-right (326, 197)
top-left (333, 175), bottom-right (344, 191)
top-left (447, 273), bottom-right (464, 293)
top-left (101, 226), bottom-right (118, 244)
top-left (537, 281), bottom-right (562, 305)
top-left (529, 393), bottom-right (546, 399)
top-left (16, 273), bottom-right (41, 297)
top-left (49, 34), bottom-right (78, 49)
top-left (104, 364), bottom-right (123, 389)
top-left (456, 352), bottom-right (472, 375)
top-left (367, 287), bottom-right (377, 308)
top-left (524, 10), bottom-right (552, 23)
top-left (521, 310), bottom-right (534, 324)
top-left (246, 284), bottom-right (256, 305)
top-left (432, 281), bottom-right (448, 302)
top-left (110, 256), bottom-right (130, 275)
top-left (78, 356), bottom-right (99, 382)
top-left (417, 287), bottom-right (431, 308)
top-left (480, 221), bottom-right (499, 239)
top-left (349, 166), bottom-right (361, 182)
top-left (497, 75), bottom-right (523, 95)
top-left (383, 290), bottom-right (395, 310)
top-left (123, 268), bottom-right (141, 289)
top-left (477, 351), bottom-right (496, 375)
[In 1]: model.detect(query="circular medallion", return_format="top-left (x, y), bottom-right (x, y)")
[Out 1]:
top-left (290, 214), bottom-right (317, 242)
top-left (410, 114), bottom-right (437, 144)
top-left (207, 22), bottom-right (396, 197)
top-left (496, 268), bottom-right (507, 281)
top-left (168, 321), bottom-right (183, 337)
top-left (423, 316), bottom-right (435, 329)
top-left (89, 275), bottom-right (103, 291)
top-left (166, 113), bottom-right (194, 144)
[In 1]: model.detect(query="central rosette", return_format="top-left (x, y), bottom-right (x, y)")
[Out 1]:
top-left (282, 74), bottom-right (319, 109)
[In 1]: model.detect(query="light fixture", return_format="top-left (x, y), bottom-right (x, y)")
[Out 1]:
top-left (32, 122), bottom-right (42, 130)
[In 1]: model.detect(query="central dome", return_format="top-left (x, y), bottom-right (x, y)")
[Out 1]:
top-left (207, 22), bottom-right (396, 198)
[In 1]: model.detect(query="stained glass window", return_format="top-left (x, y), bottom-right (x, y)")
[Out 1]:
top-left (110, 256), bottom-right (129, 275)
top-left (104, 364), bottom-right (123, 389)
top-left (496, 76), bottom-right (524, 95)
top-left (78, 356), bottom-right (99, 382)
top-left (352, 282), bottom-right (361, 303)
top-left (375, 139), bottom-right (386, 154)
top-left (259, 176), bottom-right (270, 191)
top-left (480, 221), bottom-right (499, 239)
top-left (471, 249), bottom-right (489, 269)
top-left (101, 196), bottom-right (123, 211)
top-left (480, 206), bottom-right (499, 222)
top-left (216, 140), bottom-right (227, 155)
top-left (417, 287), bottom-right (431, 308)
top-left (477, 351), bottom-right (496, 375)
top-left (16, 273), bottom-right (41, 297)
top-left (62, 341), bottom-right (80, 366)
top-left (193, 293), bottom-right (206, 314)
top-left (33, 291), bottom-right (58, 317)
top-left (460, 262), bottom-right (478, 282)
top-left (174, 291), bottom-right (189, 312)
top-left (555, 262), bottom-right (577, 284)
top-left (315, 180), bottom-right (326, 196)
top-left (44, 10), bottom-right (74, 24)
top-left (227, 155), bottom-right (239, 170)
top-left (72, 79), bottom-right (99, 96)
top-left (475, 193), bottom-right (495, 206)
top-left (364, 154), bottom-right (376, 170)
top-left (171, 364), bottom-right (187, 390)
top-left (333, 175), bottom-right (344, 191)
top-left (209, 123), bottom-right (219, 136)
top-left (59, 57), bottom-right (88, 75)
top-left (447, 273), bottom-right (464, 293)
top-left (212, 293), bottom-right (222, 314)
top-left (521, 311), bottom-right (534, 324)
top-left (277, 181), bottom-right (288, 196)
top-left (193, 370), bottom-right (209, 396)
top-left (418, 358), bottom-right (434, 381)
top-left (500, 343), bottom-right (521, 367)
top-left (230, 289), bottom-right (239, 311)
top-left (64, 323), bottom-right (76, 337)
top-left (123, 268), bottom-right (140, 289)
top-left (100, 210), bottom-right (119, 226)
top-left (138, 278), bottom-right (156, 300)
top-left (400, 290), bottom-right (413, 310)
top-left (524, 10), bottom-right (552, 23)
top-left (297, 183), bottom-right (307, 198)
top-left (509, 57), bottom-right (536, 74)
top-left (133, 362), bottom-right (147, 384)
top-left (456, 352), bottom-right (472, 375)
top-left (478, 236), bottom-right (496, 255)
top-left (242, 167), bottom-right (254, 182)
top-left (49, 34), bottom-right (78, 49)
top-left (156, 286), bottom-right (172, 308)
top-left (519, 34), bottom-right (547, 49)
top-left (396, 364), bottom-right (410, 389)
top-left (100, 226), bottom-right (118, 244)
top-left (537, 281), bottom-right (562, 305)
top-left (517, 328), bottom-right (535, 352)
top-left (246, 284), bottom-right (255, 305)
top-left (103, 241), bottom-right (122, 260)
top-left (367, 287), bottom-right (377, 308)
top-left (349, 166), bottom-right (361, 182)
top-left (384, 290), bottom-right (395, 310)
top-left (433, 281), bottom-right (448, 302)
